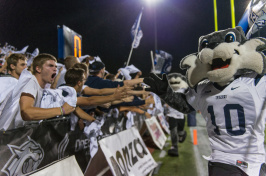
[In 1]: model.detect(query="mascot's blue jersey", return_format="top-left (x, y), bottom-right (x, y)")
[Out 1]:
top-left (186, 72), bottom-right (266, 165)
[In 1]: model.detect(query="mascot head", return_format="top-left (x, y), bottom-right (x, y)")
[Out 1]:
top-left (180, 26), bottom-right (266, 88)
top-left (167, 73), bottom-right (188, 92)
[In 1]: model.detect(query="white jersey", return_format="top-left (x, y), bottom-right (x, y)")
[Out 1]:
top-left (186, 72), bottom-right (266, 169)
top-left (165, 105), bottom-right (184, 119)
top-left (40, 86), bottom-right (78, 131)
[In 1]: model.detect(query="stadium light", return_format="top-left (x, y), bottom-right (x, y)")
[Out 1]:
top-left (143, 0), bottom-right (162, 5)
top-left (143, 0), bottom-right (162, 51)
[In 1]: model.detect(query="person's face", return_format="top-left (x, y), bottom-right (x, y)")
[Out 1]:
top-left (101, 67), bottom-right (105, 78)
top-left (39, 60), bottom-right (57, 84)
top-left (77, 74), bottom-right (86, 93)
top-left (14, 59), bottom-right (27, 76)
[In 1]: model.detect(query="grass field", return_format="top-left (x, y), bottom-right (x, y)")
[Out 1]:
top-left (151, 125), bottom-right (198, 176)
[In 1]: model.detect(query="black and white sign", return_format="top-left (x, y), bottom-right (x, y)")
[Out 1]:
top-left (0, 119), bottom-right (90, 176)
top-left (99, 127), bottom-right (157, 176)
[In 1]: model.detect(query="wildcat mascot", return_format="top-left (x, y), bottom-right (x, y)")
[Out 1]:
top-left (165, 73), bottom-right (189, 157)
top-left (144, 26), bottom-right (266, 176)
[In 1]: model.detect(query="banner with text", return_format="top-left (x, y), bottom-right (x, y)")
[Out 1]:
top-left (145, 116), bottom-right (167, 150)
top-left (99, 127), bottom-right (157, 176)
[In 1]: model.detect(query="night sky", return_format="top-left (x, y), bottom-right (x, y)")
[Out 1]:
top-left (0, 0), bottom-right (250, 76)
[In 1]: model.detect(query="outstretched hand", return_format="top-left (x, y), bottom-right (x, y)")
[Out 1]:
top-left (143, 73), bottom-right (169, 96)
top-left (113, 85), bottom-right (127, 100)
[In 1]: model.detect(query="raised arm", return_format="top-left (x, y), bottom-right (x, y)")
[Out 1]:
top-left (74, 106), bottom-right (95, 122)
top-left (127, 90), bottom-right (146, 96)
top-left (123, 78), bottom-right (143, 87)
top-left (77, 86), bottom-right (126, 106)
top-left (119, 106), bottom-right (151, 118)
top-left (144, 73), bottom-right (194, 114)
top-left (82, 85), bottom-right (132, 96)
top-left (134, 71), bottom-right (142, 79)
top-left (82, 86), bottom-right (114, 95)
top-left (20, 93), bottom-right (75, 121)
top-left (161, 87), bottom-right (194, 114)
top-left (114, 70), bottom-right (121, 80)
top-left (111, 95), bottom-right (134, 105)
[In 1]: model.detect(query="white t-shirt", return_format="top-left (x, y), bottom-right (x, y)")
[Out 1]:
top-left (0, 70), bottom-right (43, 131)
top-left (21, 75), bottom-right (44, 108)
top-left (0, 76), bottom-right (18, 115)
top-left (186, 72), bottom-right (266, 173)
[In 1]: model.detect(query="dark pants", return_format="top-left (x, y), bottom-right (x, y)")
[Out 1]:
top-left (168, 117), bottom-right (185, 148)
top-left (208, 162), bottom-right (248, 176)
top-left (208, 162), bottom-right (266, 176)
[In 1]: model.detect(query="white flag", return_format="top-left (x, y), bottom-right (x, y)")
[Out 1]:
top-left (13, 45), bottom-right (29, 54)
top-left (27, 48), bottom-right (39, 66)
top-left (131, 9), bottom-right (143, 48)
top-left (118, 64), bottom-right (141, 80)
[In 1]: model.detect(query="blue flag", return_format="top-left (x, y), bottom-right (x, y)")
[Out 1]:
top-left (131, 9), bottom-right (143, 48)
top-left (154, 50), bottom-right (173, 74)
top-left (238, 0), bottom-right (266, 38)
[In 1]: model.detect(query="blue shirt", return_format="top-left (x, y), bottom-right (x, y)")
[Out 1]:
top-left (85, 75), bottom-right (124, 89)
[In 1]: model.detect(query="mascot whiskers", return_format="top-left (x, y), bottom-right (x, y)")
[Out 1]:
top-left (144, 26), bottom-right (266, 176)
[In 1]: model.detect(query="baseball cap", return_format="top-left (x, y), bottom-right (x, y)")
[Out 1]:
top-left (89, 61), bottom-right (105, 73)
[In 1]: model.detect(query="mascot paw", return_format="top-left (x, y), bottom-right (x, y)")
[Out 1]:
top-left (144, 73), bottom-right (168, 96)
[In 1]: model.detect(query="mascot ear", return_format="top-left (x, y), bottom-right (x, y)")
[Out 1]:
top-left (180, 53), bottom-right (210, 88)
top-left (255, 37), bottom-right (266, 52)
top-left (235, 26), bottom-right (247, 42)
top-left (239, 37), bottom-right (266, 74)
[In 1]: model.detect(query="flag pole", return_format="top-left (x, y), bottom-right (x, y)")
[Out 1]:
top-left (150, 50), bottom-right (155, 73)
top-left (126, 45), bottom-right (134, 67)
top-left (213, 0), bottom-right (218, 31)
top-left (126, 7), bottom-right (144, 67)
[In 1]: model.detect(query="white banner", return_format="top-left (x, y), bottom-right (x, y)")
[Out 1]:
top-left (145, 116), bottom-right (167, 150)
top-left (151, 93), bottom-right (164, 114)
top-left (29, 155), bottom-right (83, 176)
top-left (99, 127), bottom-right (157, 176)
top-left (157, 113), bottom-right (170, 135)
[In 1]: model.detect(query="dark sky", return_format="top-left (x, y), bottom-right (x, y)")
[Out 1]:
top-left (0, 0), bottom-right (250, 76)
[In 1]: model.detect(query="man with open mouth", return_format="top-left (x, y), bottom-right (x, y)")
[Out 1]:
top-left (0, 53), bottom-right (76, 131)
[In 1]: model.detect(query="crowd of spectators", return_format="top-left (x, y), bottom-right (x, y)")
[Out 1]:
top-left (0, 49), bottom-right (161, 140)
top-left (0, 45), bottom-right (195, 172)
